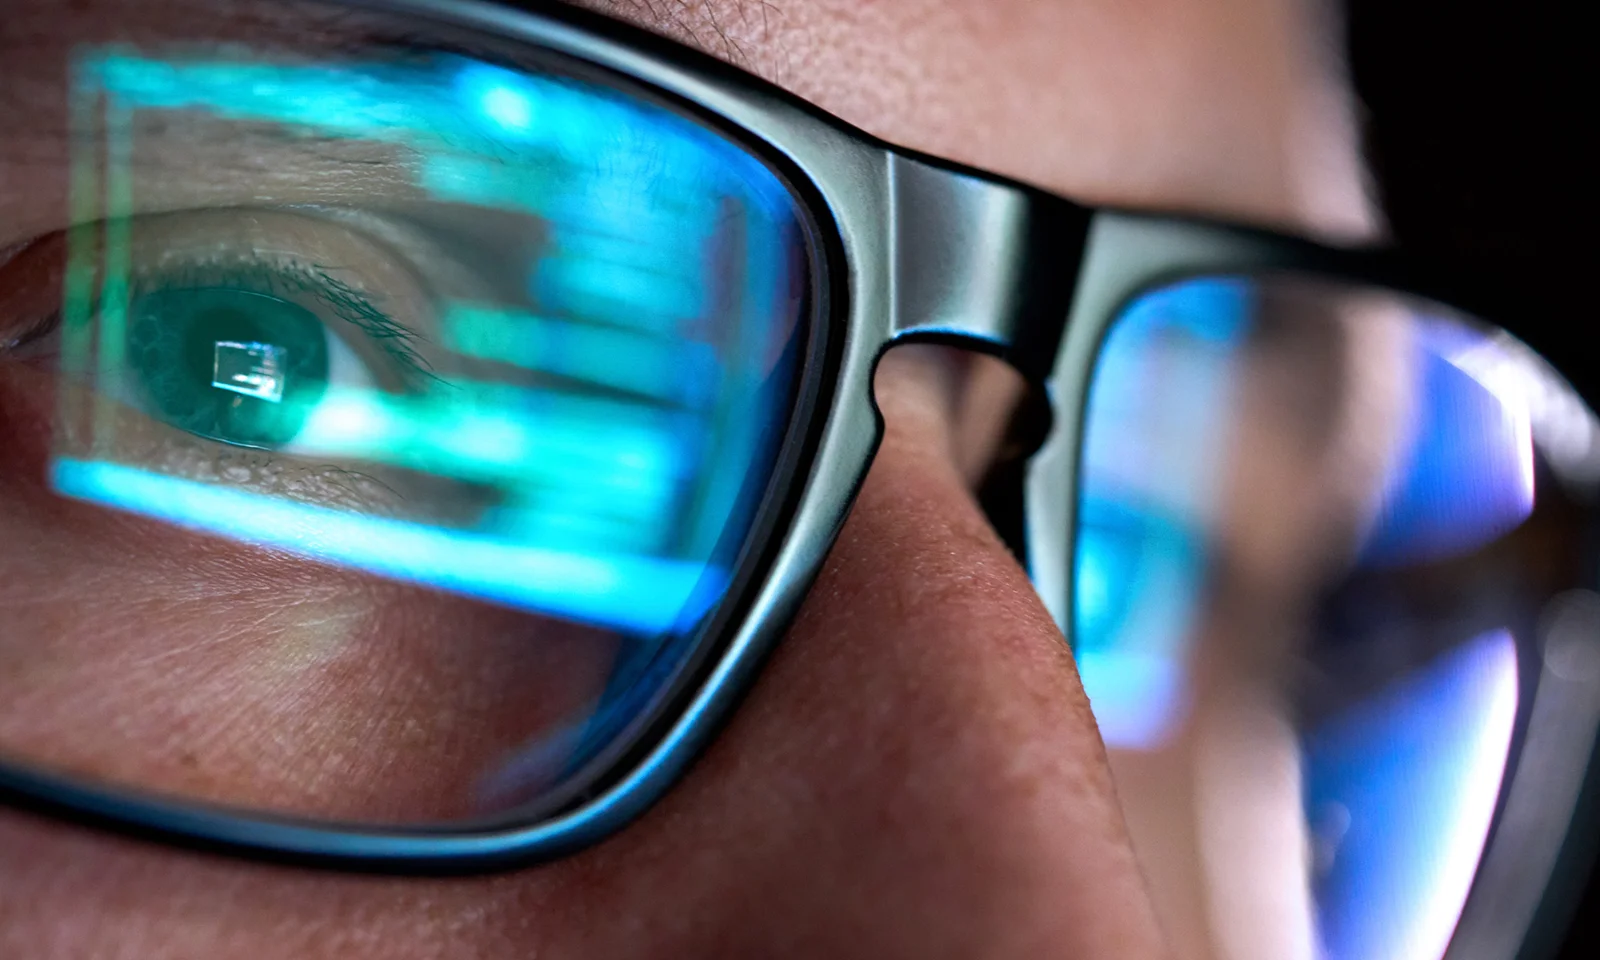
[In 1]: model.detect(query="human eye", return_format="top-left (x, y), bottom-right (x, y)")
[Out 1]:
top-left (117, 256), bottom-right (404, 455)
top-left (0, 22), bottom-right (813, 828)
top-left (5, 209), bottom-right (440, 503)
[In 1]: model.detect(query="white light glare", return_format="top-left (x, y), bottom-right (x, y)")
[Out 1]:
top-left (479, 80), bottom-right (533, 132)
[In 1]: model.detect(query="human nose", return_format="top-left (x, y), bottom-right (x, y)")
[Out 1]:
top-left (534, 343), bottom-right (1172, 959)
top-left (0, 344), bottom-right (1170, 960)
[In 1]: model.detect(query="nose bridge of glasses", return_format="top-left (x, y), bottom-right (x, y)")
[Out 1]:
top-left (885, 153), bottom-right (1090, 382)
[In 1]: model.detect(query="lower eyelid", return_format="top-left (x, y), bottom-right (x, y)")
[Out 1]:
top-left (0, 260), bottom-right (457, 520)
top-left (173, 451), bottom-right (407, 515)
top-left (56, 383), bottom-right (413, 514)
top-left (0, 320), bottom-right (418, 521)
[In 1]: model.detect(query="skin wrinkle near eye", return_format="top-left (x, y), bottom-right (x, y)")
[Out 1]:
top-left (0, 431), bottom-right (626, 820)
top-left (140, 429), bottom-right (406, 513)
top-left (0, 488), bottom-right (371, 707)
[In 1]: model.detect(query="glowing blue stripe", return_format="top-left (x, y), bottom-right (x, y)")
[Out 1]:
top-left (442, 303), bottom-right (719, 403)
top-left (288, 384), bottom-right (689, 499)
top-left (52, 459), bottom-right (721, 636)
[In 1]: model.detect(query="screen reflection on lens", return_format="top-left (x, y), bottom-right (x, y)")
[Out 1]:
top-left (1076, 274), bottom-right (1591, 960)
top-left (0, 25), bottom-right (810, 828)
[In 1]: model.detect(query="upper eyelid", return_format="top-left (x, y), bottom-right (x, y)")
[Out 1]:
top-left (125, 256), bottom-right (434, 384)
top-left (0, 227), bottom-right (432, 394)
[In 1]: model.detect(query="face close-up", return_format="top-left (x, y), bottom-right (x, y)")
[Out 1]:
top-left (2, 0), bottom-right (1587, 958)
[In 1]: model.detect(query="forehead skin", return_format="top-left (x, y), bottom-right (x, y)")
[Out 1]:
top-left (0, 0), bottom-right (1370, 958)
top-left (0, 0), bottom-right (1368, 240)
top-left (578, 0), bottom-right (1370, 232)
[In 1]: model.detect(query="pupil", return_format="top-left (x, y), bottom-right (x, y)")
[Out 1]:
top-left (127, 288), bottom-right (329, 448)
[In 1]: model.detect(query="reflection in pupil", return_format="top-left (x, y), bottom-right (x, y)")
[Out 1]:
top-left (213, 341), bottom-right (285, 403)
top-left (127, 288), bottom-right (328, 447)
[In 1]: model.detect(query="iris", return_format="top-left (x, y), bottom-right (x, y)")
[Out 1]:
top-left (127, 288), bottom-right (328, 447)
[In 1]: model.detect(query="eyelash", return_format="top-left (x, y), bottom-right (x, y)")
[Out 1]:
top-left (5, 250), bottom-right (432, 386)
top-left (129, 257), bottom-right (434, 383)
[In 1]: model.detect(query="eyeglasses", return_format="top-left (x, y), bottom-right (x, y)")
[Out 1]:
top-left (0, 0), bottom-right (1595, 956)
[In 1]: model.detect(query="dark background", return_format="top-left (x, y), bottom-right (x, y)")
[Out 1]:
top-left (1343, 1), bottom-right (1595, 955)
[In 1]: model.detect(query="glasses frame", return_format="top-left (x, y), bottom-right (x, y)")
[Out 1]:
top-left (2, 1), bottom-right (1597, 957)
top-left (1022, 215), bottom-right (1600, 960)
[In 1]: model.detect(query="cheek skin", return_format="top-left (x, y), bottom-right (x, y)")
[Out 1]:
top-left (0, 351), bottom-right (1167, 960)
top-left (0, 363), bottom-right (623, 823)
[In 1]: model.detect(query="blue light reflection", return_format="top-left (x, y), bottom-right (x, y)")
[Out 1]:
top-left (442, 303), bottom-right (721, 405)
top-left (52, 458), bottom-right (721, 636)
top-left (1359, 323), bottom-right (1535, 567)
top-left (66, 47), bottom-right (808, 637)
top-left (1074, 500), bottom-right (1200, 748)
top-left (1074, 277), bottom-right (1250, 748)
top-left (1071, 275), bottom-right (1538, 959)
top-left (46, 39), bottom-right (814, 823)
top-left (1304, 629), bottom-right (1518, 960)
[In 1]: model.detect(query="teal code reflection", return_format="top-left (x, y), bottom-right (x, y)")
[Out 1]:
top-left (58, 48), bottom-right (803, 634)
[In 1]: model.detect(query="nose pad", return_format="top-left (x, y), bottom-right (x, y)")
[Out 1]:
top-left (870, 338), bottom-right (1051, 569)
top-left (870, 340), bottom-right (1043, 569)
top-left (872, 338), bottom-right (1049, 485)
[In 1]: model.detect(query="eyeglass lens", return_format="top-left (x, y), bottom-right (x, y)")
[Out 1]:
top-left (1077, 274), bottom-right (1599, 960)
top-left (0, 20), bottom-right (811, 827)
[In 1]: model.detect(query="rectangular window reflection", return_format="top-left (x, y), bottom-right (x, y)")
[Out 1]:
top-left (211, 340), bottom-right (286, 403)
